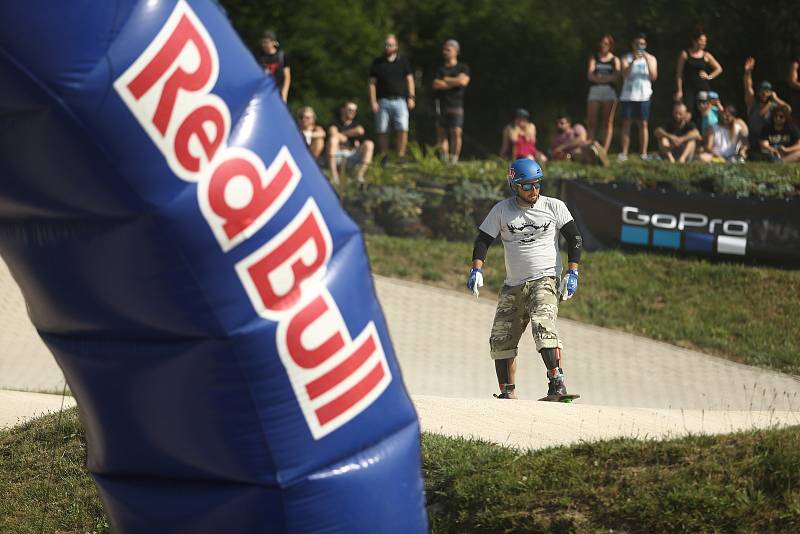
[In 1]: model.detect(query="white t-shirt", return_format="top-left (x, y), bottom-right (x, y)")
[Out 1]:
top-left (710, 122), bottom-right (747, 159)
top-left (479, 196), bottom-right (574, 286)
top-left (620, 54), bottom-right (653, 102)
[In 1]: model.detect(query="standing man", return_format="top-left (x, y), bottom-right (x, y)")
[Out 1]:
top-left (369, 34), bottom-right (415, 163)
top-left (327, 100), bottom-right (375, 184)
top-left (432, 39), bottom-right (470, 163)
top-left (259, 30), bottom-right (290, 103)
top-left (467, 159), bottom-right (582, 401)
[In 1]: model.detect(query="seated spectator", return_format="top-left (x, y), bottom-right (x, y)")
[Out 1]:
top-left (297, 106), bottom-right (325, 160)
top-left (499, 108), bottom-right (547, 164)
top-left (327, 100), bottom-right (374, 184)
top-left (695, 91), bottom-right (718, 134)
top-left (550, 115), bottom-right (608, 166)
top-left (743, 57), bottom-right (792, 159)
top-left (699, 105), bottom-right (748, 162)
top-left (758, 105), bottom-right (800, 162)
top-left (654, 103), bottom-right (702, 162)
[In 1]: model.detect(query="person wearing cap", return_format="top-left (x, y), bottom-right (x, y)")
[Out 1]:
top-left (695, 91), bottom-right (718, 135)
top-left (467, 159), bottom-right (582, 401)
top-left (743, 57), bottom-right (792, 158)
top-left (259, 30), bottom-right (291, 103)
top-left (368, 34), bottom-right (415, 163)
top-left (699, 104), bottom-right (749, 163)
top-left (499, 108), bottom-right (547, 164)
top-left (432, 39), bottom-right (470, 163)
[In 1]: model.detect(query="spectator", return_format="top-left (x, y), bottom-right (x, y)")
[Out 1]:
top-left (550, 115), bottom-right (608, 166)
top-left (499, 108), bottom-right (547, 164)
top-left (369, 34), bottom-right (415, 163)
top-left (743, 57), bottom-right (792, 159)
top-left (432, 39), bottom-right (471, 163)
top-left (699, 104), bottom-right (748, 162)
top-left (758, 105), bottom-right (800, 162)
top-left (297, 106), bottom-right (325, 160)
top-left (259, 30), bottom-right (290, 103)
top-left (327, 101), bottom-right (374, 184)
top-left (619, 33), bottom-right (658, 161)
top-left (695, 91), bottom-right (718, 134)
top-left (673, 29), bottom-right (723, 111)
top-left (585, 34), bottom-right (620, 153)
top-left (654, 102), bottom-right (702, 162)
top-left (788, 57), bottom-right (800, 124)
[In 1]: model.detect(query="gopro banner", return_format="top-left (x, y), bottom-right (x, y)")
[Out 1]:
top-left (0, 1), bottom-right (426, 532)
top-left (563, 180), bottom-right (800, 266)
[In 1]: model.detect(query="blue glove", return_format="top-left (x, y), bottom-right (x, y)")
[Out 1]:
top-left (467, 267), bottom-right (483, 297)
top-left (560, 269), bottom-right (578, 301)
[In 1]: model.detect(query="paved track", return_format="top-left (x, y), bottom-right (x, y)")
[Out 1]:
top-left (1, 259), bottom-right (798, 447)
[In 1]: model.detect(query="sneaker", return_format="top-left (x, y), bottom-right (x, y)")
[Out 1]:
top-left (493, 383), bottom-right (517, 399)
top-left (547, 378), bottom-right (567, 397)
top-left (617, 153), bottom-right (628, 162)
top-left (639, 153), bottom-right (650, 161)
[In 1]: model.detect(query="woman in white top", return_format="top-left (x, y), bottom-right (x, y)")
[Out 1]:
top-left (618, 33), bottom-right (658, 161)
top-left (585, 34), bottom-right (620, 153)
top-left (699, 104), bottom-right (748, 162)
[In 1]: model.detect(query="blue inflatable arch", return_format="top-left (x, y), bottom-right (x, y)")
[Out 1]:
top-left (0, 1), bottom-right (427, 531)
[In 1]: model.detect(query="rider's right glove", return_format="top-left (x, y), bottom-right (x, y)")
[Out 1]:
top-left (466, 267), bottom-right (483, 297)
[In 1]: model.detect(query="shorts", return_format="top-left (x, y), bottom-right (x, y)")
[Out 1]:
top-left (375, 97), bottom-right (409, 133)
top-left (334, 148), bottom-right (361, 168)
top-left (489, 277), bottom-right (562, 359)
top-left (587, 84), bottom-right (617, 102)
top-left (621, 100), bottom-right (651, 120)
top-left (434, 105), bottom-right (464, 129)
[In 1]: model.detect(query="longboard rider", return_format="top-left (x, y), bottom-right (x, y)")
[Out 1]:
top-left (467, 159), bottom-right (582, 401)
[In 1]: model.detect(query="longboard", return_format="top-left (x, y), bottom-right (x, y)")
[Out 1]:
top-left (538, 393), bottom-right (580, 403)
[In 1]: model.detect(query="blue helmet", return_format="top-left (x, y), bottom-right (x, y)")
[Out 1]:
top-left (507, 158), bottom-right (543, 189)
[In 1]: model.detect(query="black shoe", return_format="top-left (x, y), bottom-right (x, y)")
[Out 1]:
top-left (493, 383), bottom-right (516, 399)
top-left (547, 378), bottom-right (567, 397)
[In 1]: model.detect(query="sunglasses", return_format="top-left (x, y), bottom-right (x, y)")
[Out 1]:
top-left (518, 182), bottom-right (541, 191)
top-left (775, 115), bottom-right (787, 120)
top-left (384, 42), bottom-right (397, 48)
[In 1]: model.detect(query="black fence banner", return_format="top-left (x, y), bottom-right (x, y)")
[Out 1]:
top-left (562, 181), bottom-right (800, 267)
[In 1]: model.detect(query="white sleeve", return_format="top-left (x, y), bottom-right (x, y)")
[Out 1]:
top-left (478, 202), bottom-right (502, 238)
top-left (552, 199), bottom-right (574, 229)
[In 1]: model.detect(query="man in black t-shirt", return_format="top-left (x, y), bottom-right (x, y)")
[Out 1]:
top-left (759, 105), bottom-right (800, 162)
top-left (368, 34), bottom-right (415, 162)
top-left (258, 30), bottom-right (290, 103)
top-left (327, 100), bottom-right (374, 184)
top-left (432, 39), bottom-right (471, 163)
top-left (654, 103), bottom-right (702, 162)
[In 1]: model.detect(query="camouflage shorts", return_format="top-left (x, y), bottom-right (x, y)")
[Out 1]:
top-left (489, 276), bottom-right (562, 359)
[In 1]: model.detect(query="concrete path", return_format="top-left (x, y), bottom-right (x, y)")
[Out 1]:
top-left (0, 390), bottom-right (76, 430)
top-left (1, 256), bottom-right (798, 449)
top-left (375, 276), bottom-right (800, 412)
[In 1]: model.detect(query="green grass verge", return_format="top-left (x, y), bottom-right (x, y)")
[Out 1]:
top-left (365, 234), bottom-right (800, 374)
top-left (3, 409), bottom-right (799, 532)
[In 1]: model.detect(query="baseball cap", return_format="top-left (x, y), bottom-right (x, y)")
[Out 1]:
top-left (758, 80), bottom-right (773, 91)
top-left (514, 108), bottom-right (530, 119)
top-left (262, 30), bottom-right (278, 41)
top-left (696, 91), bottom-right (709, 102)
top-left (708, 91), bottom-right (719, 100)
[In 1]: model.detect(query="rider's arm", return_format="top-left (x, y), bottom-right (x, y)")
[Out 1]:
top-left (471, 230), bottom-right (495, 269)
top-left (559, 220), bottom-right (582, 267)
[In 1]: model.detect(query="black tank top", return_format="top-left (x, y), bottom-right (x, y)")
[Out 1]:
top-left (684, 50), bottom-right (711, 91)
top-left (592, 54), bottom-right (615, 86)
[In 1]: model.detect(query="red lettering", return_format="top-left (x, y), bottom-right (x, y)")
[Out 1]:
top-left (127, 15), bottom-right (213, 135)
top-left (286, 295), bottom-right (345, 369)
top-left (245, 209), bottom-right (328, 312)
top-left (209, 157), bottom-right (295, 241)
top-left (306, 334), bottom-right (376, 399)
top-left (174, 104), bottom-right (225, 173)
top-left (315, 363), bottom-right (385, 426)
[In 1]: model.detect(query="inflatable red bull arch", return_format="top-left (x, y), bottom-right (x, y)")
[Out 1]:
top-left (0, 1), bottom-right (427, 531)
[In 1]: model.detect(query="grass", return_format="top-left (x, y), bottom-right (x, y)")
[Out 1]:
top-left (365, 234), bottom-right (800, 374)
top-left (2, 408), bottom-right (799, 533)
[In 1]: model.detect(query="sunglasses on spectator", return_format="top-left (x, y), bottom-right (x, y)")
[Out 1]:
top-left (384, 42), bottom-right (396, 48)
top-left (518, 182), bottom-right (541, 191)
top-left (775, 114), bottom-right (787, 120)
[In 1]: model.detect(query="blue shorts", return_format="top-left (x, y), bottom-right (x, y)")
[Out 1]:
top-left (375, 97), bottom-right (409, 133)
top-left (621, 100), bottom-right (651, 120)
